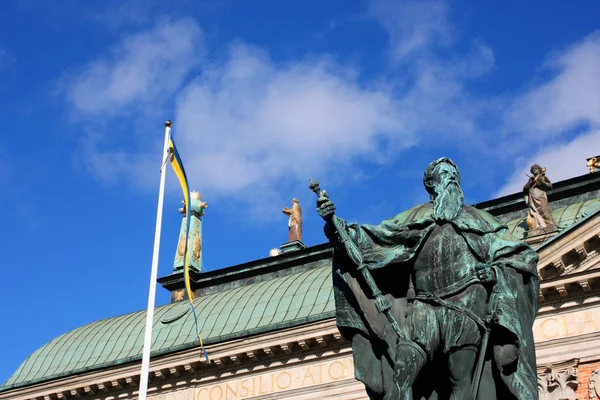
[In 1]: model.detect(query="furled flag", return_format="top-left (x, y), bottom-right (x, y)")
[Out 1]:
top-left (168, 133), bottom-right (209, 362)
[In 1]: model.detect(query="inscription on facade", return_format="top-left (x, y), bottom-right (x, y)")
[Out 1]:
top-left (150, 391), bottom-right (195, 400)
top-left (194, 357), bottom-right (355, 400)
top-left (534, 308), bottom-right (600, 342)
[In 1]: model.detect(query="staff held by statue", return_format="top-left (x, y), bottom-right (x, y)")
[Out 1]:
top-left (309, 179), bottom-right (408, 342)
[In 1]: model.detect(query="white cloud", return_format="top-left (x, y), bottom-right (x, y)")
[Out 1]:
top-left (174, 43), bottom-right (406, 196)
top-left (168, 37), bottom-right (496, 202)
top-left (60, 3), bottom-right (499, 218)
top-left (495, 31), bottom-right (600, 195)
top-left (369, 0), bottom-right (452, 62)
top-left (59, 2), bottom-right (600, 219)
top-left (508, 31), bottom-right (600, 136)
top-left (495, 130), bottom-right (600, 196)
top-left (63, 18), bottom-right (203, 117)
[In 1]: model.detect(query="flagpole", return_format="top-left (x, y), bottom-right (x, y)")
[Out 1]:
top-left (138, 120), bottom-right (172, 400)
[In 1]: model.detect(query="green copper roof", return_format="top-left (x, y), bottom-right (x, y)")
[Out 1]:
top-left (504, 198), bottom-right (600, 239)
top-left (2, 265), bottom-right (335, 390)
top-left (8, 198), bottom-right (599, 391)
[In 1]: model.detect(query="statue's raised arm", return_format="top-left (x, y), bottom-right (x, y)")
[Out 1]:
top-left (310, 180), bottom-right (336, 221)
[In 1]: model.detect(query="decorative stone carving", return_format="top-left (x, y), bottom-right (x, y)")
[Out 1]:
top-left (575, 244), bottom-right (588, 261)
top-left (589, 368), bottom-right (600, 399)
top-left (553, 259), bottom-right (566, 275)
top-left (587, 156), bottom-right (600, 173)
top-left (263, 347), bottom-right (274, 357)
top-left (538, 363), bottom-right (579, 400)
top-left (556, 285), bottom-right (568, 297)
top-left (315, 336), bottom-right (327, 347)
top-left (579, 280), bottom-right (592, 291)
top-left (298, 340), bottom-right (309, 351)
top-left (280, 344), bottom-right (291, 354)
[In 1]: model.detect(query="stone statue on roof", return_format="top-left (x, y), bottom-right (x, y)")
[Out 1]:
top-left (283, 198), bottom-right (303, 243)
top-left (587, 156), bottom-right (600, 173)
top-left (311, 157), bottom-right (540, 400)
top-left (524, 164), bottom-right (557, 233)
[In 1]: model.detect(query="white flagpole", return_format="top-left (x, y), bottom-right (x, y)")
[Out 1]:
top-left (138, 120), bottom-right (172, 400)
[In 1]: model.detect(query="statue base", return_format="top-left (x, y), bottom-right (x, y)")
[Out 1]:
top-left (172, 264), bottom-right (202, 274)
top-left (525, 224), bottom-right (558, 238)
top-left (158, 268), bottom-right (202, 304)
top-left (280, 240), bottom-right (307, 253)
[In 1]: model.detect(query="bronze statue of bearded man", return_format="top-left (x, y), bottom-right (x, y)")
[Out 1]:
top-left (314, 157), bottom-right (539, 400)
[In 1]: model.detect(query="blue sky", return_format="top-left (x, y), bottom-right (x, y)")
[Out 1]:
top-left (1, 0), bottom-right (600, 383)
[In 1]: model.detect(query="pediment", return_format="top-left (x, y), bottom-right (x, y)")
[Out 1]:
top-left (536, 210), bottom-right (600, 302)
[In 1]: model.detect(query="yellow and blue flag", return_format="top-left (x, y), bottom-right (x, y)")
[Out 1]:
top-left (168, 134), bottom-right (193, 300)
top-left (168, 133), bottom-right (209, 362)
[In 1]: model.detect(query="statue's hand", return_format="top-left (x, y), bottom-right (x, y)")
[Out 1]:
top-left (475, 263), bottom-right (496, 284)
top-left (316, 191), bottom-right (336, 220)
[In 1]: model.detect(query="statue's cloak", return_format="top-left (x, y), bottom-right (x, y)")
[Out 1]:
top-left (328, 203), bottom-right (539, 400)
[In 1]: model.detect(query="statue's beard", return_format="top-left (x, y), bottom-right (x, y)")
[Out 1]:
top-left (432, 181), bottom-right (464, 222)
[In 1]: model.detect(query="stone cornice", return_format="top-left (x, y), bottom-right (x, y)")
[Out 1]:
top-left (537, 213), bottom-right (600, 303)
top-left (0, 319), bottom-right (345, 400)
top-left (538, 219), bottom-right (600, 266)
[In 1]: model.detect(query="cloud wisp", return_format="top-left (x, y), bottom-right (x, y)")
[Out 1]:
top-left (63, 18), bottom-right (203, 118)
top-left (174, 43), bottom-right (407, 196)
top-left (507, 32), bottom-right (600, 137)
top-left (59, 0), bottom-right (600, 217)
top-left (495, 130), bottom-right (600, 197)
top-left (496, 31), bottom-right (600, 195)
top-left (369, 0), bottom-right (452, 62)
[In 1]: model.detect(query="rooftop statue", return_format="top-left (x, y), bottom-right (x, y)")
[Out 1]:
top-left (311, 157), bottom-right (540, 400)
top-left (524, 164), bottom-right (557, 232)
top-left (587, 156), bottom-right (600, 173)
top-left (283, 198), bottom-right (303, 243)
top-left (173, 191), bottom-right (208, 275)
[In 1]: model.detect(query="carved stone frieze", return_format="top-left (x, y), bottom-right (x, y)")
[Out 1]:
top-left (589, 368), bottom-right (600, 399)
top-left (588, 368), bottom-right (600, 400)
top-left (556, 285), bottom-right (568, 297)
top-left (553, 259), bottom-right (566, 275)
top-left (575, 245), bottom-right (588, 261)
top-left (537, 362), bottom-right (579, 400)
top-left (579, 279), bottom-right (592, 291)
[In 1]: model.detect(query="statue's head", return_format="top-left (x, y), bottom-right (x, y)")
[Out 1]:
top-left (423, 157), bottom-right (461, 195)
top-left (423, 157), bottom-right (464, 221)
top-left (530, 164), bottom-right (542, 175)
top-left (292, 198), bottom-right (299, 203)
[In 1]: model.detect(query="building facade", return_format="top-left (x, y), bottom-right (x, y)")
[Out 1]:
top-left (2, 169), bottom-right (600, 400)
